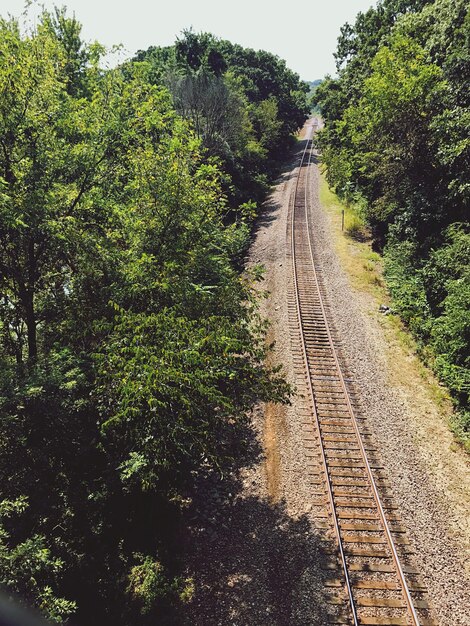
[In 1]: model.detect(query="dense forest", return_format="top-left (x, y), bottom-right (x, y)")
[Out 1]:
top-left (314, 0), bottom-right (469, 441)
top-left (0, 9), bottom-right (309, 624)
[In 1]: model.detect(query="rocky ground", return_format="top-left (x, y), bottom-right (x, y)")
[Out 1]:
top-left (183, 122), bottom-right (470, 625)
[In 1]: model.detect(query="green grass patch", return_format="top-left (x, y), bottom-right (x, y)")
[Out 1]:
top-left (319, 174), bottom-right (384, 297)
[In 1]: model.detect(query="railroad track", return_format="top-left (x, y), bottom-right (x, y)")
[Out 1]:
top-left (286, 124), bottom-right (436, 626)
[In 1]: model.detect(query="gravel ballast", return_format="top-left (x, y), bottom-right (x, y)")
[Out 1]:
top-left (184, 123), bottom-right (470, 625)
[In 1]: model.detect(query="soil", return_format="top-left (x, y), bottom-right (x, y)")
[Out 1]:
top-left (183, 120), bottom-right (470, 625)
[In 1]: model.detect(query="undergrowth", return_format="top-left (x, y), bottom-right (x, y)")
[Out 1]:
top-left (319, 172), bottom-right (469, 452)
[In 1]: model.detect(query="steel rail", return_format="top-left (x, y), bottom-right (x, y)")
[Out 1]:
top-left (293, 124), bottom-right (421, 625)
top-left (290, 128), bottom-right (359, 626)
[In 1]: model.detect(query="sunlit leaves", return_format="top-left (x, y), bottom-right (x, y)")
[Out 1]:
top-left (317, 0), bottom-right (469, 433)
top-left (0, 9), bottom-right (295, 623)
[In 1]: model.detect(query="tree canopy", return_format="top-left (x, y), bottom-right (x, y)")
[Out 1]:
top-left (134, 30), bottom-right (310, 208)
top-left (0, 10), bottom-right (303, 624)
top-left (314, 0), bottom-right (469, 437)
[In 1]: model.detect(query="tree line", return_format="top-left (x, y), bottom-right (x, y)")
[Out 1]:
top-left (314, 0), bottom-right (469, 442)
top-left (0, 9), bottom-right (308, 624)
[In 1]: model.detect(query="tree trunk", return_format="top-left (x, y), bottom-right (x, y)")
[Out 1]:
top-left (22, 238), bottom-right (38, 361)
top-left (24, 289), bottom-right (37, 361)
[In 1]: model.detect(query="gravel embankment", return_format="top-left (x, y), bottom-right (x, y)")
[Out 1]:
top-left (184, 123), bottom-right (470, 625)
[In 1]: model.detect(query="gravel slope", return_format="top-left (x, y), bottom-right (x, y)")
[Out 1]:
top-left (184, 123), bottom-right (470, 625)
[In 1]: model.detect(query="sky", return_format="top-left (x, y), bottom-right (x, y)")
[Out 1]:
top-left (1, 0), bottom-right (376, 80)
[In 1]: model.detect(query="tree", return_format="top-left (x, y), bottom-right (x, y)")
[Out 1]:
top-left (0, 17), bottom-right (74, 362)
top-left (0, 15), bottom-right (118, 363)
top-left (136, 32), bottom-right (309, 211)
top-left (167, 71), bottom-right (249, 158)
top-left (315, 0), bottom-right (470, 438)
top-left (0, 10), bottom-right (295, 623)
top-left (42, 7), bottom-right (90, 96)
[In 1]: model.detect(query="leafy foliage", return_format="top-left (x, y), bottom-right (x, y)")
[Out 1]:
top-left (134, 30), bottom-right (310, 210)
top-left (315, 0), bottom-right (469, 432)
top-left (98, 306), bottom-right (289, 493)
top-left (0, 498), bottom-right (76, 623)
top-left (0, 8), bottom-right (297, 624)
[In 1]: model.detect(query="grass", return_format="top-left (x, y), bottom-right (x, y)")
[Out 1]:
top-left (318, 170), bottom-right (469, 452)
top-left (318, 177), bottom-right (384, 297)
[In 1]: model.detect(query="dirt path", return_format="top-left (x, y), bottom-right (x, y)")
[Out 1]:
top-left (184, 121), bottom-right (470, 625)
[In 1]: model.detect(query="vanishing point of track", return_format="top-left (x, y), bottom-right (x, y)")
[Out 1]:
top-left (286, 122), bottom-right (436, 626)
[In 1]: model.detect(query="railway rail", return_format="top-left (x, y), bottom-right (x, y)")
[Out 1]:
top-left (286, 122), bottom-right (436, 626)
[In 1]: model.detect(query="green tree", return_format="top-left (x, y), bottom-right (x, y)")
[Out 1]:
top-left (315, 0), bottom-right (470, 436)
top-left (0, 9), bottom-right (295, 623)
top-left (0, 498), bottom-right (76, 623)
top-left (136, 31), bottom-right (309, 211)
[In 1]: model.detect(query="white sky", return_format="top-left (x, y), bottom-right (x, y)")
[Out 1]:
top-left (1, 0), bottom-right (376, 80)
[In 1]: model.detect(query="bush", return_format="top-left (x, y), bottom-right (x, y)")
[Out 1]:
top-left (383, 240), bottom-right (431, 338)
top-left (431, 279), bottom-right (470, 410)
top-left (0, 498), bottom-right (76, 624)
